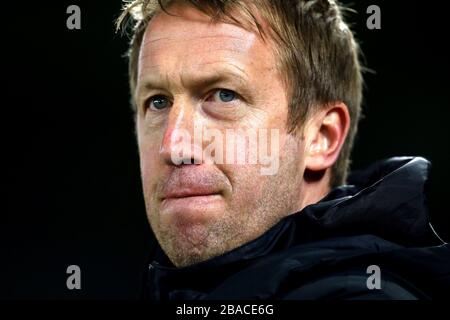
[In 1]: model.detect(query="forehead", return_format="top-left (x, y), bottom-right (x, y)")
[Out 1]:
top-left (144, 5), bottom-right (257, 50)
top-left (138, 4), bottom-right (276, 81)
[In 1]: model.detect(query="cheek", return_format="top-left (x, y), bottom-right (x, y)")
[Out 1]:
top-left (220, 162), bottom-right (269, 203)
top-left (277, 133), bottom-right (306, 181)
top-left (138, 133), bottom-right (163, 195)
top-left (226, 134), bottom-right (303, 196)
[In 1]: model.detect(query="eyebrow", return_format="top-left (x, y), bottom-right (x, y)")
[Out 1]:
top-left (136, 64), bottom-right (249, 98)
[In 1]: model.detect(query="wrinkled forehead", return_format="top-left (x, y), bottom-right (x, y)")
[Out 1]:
top-left (137, 4), bottom-right (278, 75)
top-left (141, 20), bottom-right (257, 59)
top-left (140, 6), bottom-right (258, 59)
top-left (147, 4), bottom-right (256, 41)
top-left (142, 2), bottom-right (261, 45)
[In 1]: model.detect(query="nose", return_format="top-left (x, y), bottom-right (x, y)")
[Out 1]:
top-left (159, 98), bottom-right (203, 166)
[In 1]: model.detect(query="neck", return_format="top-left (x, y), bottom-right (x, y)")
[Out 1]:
top-left (299, 169), bottom-right (331, 211)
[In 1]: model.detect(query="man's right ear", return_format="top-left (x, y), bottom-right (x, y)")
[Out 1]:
top-left (303, 102), bottom-right (350, 175)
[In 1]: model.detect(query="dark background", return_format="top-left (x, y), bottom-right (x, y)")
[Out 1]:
top-left (2, 1), bottom-right (449, 299)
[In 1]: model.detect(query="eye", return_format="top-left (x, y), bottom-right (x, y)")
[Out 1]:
top-left (146, 95), bottom-right (170, 111)
top-left (211, 89), bottom-right (236, 103)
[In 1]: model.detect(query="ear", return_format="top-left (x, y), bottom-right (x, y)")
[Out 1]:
top-left (304, 102), bottom-right (350, 172)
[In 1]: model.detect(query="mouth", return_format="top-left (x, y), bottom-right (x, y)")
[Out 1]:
top-left (159, 191), bottom-right (224, 219)
top-left (156, 166), bottom-right (230, 216)
top-left (158, 181), bottom-right (226, 217)
top-left (162, 190), bottom-right (222, 201)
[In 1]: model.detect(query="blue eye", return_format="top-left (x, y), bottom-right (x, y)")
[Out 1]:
top-left (148, 95), bottom-right (170, 110)
top-left (218, 89), bottom-right (236, 102)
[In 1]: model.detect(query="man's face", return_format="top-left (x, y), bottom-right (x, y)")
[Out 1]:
top-left (136, 5), bottom-right (307, 267)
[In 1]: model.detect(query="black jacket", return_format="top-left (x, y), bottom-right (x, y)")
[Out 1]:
top-left (142, 157), bottom-right (450, 300)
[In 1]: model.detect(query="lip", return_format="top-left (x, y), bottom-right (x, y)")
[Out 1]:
top-left (162, 189), bottom-right (221, 200)
top-left (161, 193), bottom-right (222, 207)
top-left (157, 166), bottom-right (230, 210)
top-left (159, 192), bottom-right (224, 219)
top-left (159, 180), bottom-right (225, 219)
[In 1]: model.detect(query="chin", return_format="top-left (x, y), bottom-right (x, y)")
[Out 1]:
top-left (168, 241), bottom-right (219, 268)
